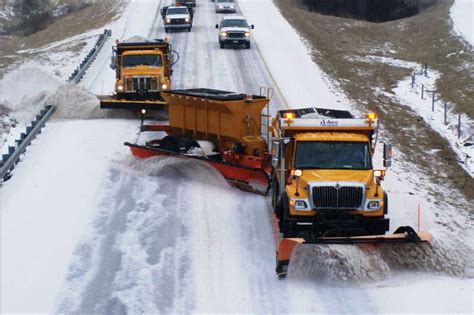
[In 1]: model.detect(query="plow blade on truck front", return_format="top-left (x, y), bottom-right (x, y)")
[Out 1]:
top-left (99, 95), bottom-right (168, 110)
top-left (275, 225), bottom-right (432, 279)
top-left (125, 142), bottom-right (272, 195)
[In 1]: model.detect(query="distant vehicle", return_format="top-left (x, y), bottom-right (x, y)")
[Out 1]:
top-left (162, 6), bottom-right (193, 32)
top-left (176, 0), bottom-right (196, 8)
top-left (215, 0), bottom-right (236, 13)
top-left (216, 16), bottom-right (254, 49)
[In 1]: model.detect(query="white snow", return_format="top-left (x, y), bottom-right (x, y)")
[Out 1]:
top-left (238, 0), bottom-right (353, 111)
top-left (1, 120), bottom-right (138, 312)
top-left (451, 0), bottom-right (474, 46)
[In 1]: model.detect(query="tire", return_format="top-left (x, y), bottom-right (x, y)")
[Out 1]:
top-left (160, 135), bottom-right (199, 153)
top-left (383, 191), bottom-right (388, 214)
top-left (165, 28), bottom-right (169, 33)
top-left (279, 193), bottom-right (297, 237)
top-left (245, 42), bottom-right (251, 49)
top-left (188, 27), bottom-right (191, 32)
top-left (220, 42), bottom-right (224, 49)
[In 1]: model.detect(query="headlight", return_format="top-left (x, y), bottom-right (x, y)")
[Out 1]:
top-left (291, 199), bottom-right (311, 211)
top-left (366, 200), bottom-right (380, 210)
top-left (166, 18), bottom-right (171, 23)
top-left (185, 17), bottom-right (190, 22)
top-left (161, 83), bottom-right (168, 90)
top-left (221, 32), bottom-right (227, 37)
top-left (219, 5), bottom-right (223, 9)
top-left (117, 85), bottom-right (124, 91)
top-left (245, 32), bottom-right (250, 37)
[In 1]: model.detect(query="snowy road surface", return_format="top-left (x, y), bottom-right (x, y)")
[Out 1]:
top-left (1, 0), bottom-right (472, 313)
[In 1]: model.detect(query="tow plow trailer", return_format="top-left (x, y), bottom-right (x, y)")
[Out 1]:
top-left (275, 225), bottom-right (432, 279)
top-left (125, 88), bottom-right (273, 195)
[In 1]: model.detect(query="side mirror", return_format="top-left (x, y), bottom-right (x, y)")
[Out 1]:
top-left (251, 24), bottom-right (255, 29)
top-left (383, 143), bottom-right (392, 168)
top-left (271, 140), bottom-right (280, 167)
top-left (110, 56), bottom-right (117, 70)
top-left (215, 24), bottom-right (219, 29)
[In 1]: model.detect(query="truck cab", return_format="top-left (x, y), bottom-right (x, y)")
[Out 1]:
top-left (110, 38), bottom-right (174, 100)
top-left (271, 108), bottom-right (392, 238)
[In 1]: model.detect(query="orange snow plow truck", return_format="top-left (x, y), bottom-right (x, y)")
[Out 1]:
top-left (123, 89), bottom-right (431, 278)
top-left (99, 37), bottom-right (177, 110)
top-left (270, 108), bottom-right (431, 278)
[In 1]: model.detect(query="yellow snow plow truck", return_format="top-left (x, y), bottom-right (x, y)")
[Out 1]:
top-left (270, 108), bottom-right (431, 278)
top-left (99, 37), bottom-right (178, 110)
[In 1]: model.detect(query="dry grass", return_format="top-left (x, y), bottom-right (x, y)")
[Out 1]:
top-left (0, 0), bottom-right (124, 78)
top-left (274, 0), bottom-right (473, 204)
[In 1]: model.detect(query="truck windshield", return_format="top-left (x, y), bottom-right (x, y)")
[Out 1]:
top-left (123, 55), bottom-right (162, 68)
top-left (222, 19), bottom-right (247, 28)
top-left (167, 8), bottom-right (188, 15)
top-left (295, 141), bottom-right (372, 170)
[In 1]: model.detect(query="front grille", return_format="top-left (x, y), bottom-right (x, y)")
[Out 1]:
top-left (170, 18), bottom-right (185, 24)
top-left (228, 32), bottom-right (244, 38)
top-left (127, 76), bottom-right (157, 92)
top-left (312, 186), bottom-right (363, 209)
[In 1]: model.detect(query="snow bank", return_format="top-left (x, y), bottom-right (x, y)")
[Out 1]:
top-left (451, 0), bottom-right (474, 47)
top-left (0, 68), bottom-right (106, 124)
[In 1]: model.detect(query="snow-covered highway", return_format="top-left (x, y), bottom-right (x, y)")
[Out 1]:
top-left (1, 0), bottom-right (472, 313)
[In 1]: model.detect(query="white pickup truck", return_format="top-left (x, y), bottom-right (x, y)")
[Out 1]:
top-left (215, 0), bottom-right (236, 13)
top-left (215, 16), bottom-right (254, 49)
top-left (162, 6), bottom-right (193, 32)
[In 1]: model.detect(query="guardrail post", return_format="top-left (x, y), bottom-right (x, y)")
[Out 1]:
top-left (458, 114), bottom-right (461, 138)
top-left (444, 103), bottom-right (448, 125)
top-left (421, 84), bottom-right (424, 99)
top-left (432, 92), bottom-right (435, 111)
top-left (411, 74), bottom-right (415, 88)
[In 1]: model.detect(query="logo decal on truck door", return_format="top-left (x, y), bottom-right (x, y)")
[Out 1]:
top-left (320, 119), bottom-right (339, 127)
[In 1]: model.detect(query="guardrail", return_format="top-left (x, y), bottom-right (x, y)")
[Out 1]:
top-left (1, 105), bottom-right (56, 181)
top-left (1, 29), bottom-right (112, 182)
top-left (68, 29), bottom-right (112, 84)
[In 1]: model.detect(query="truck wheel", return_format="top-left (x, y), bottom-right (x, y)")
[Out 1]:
top-left (245, 42), bottom-right (251, 49)
top-left (188, 27), bottom-right (191, 32)
top-left (384, 192), bottom-right (388, 214)
top-left (165, 28), bottom-right (169, 33)
top-left (220, 42), bottom-right (224, 49)
top-left (280, 193), bottom-right (299, 238)
top-left (271, 177), bottom-right (279, 209)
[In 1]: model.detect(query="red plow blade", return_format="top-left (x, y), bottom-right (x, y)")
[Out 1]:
top-left (125, 142), bottom-right (272, 195)
top-left (274, 225), bottom-right (432, 279)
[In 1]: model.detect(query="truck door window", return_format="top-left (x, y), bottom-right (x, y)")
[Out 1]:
top-left (123, 55), bottom-right (162, 68)
top-left (221, 19), bottom-right (248, 28)
top-left (295, 141), bottom-right (372, 170)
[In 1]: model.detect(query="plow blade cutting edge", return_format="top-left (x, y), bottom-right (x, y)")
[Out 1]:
top-left (275, 225), bottom-right (432, 279)
top-left (125, 142), bottom-right (272, 195)
top-left (99, 95), bottom-right (167, 110)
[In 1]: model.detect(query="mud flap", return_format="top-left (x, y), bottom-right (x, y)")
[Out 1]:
top-left (274, 226), bottom-right (432, 279)
top-left (124, 142), bottom-right (272, 195)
